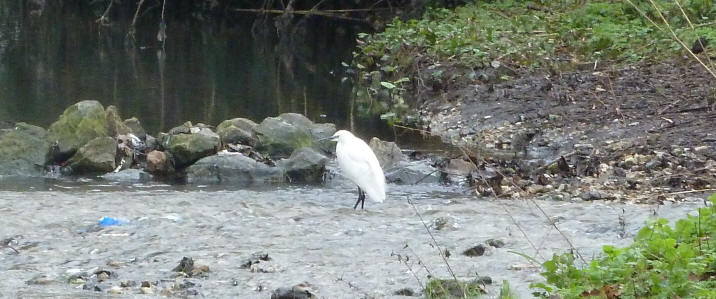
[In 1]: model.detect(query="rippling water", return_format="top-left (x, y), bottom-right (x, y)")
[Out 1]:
top-left (0, 178), bottom-right (704, 298)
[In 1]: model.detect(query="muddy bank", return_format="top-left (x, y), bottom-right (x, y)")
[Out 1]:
top-left (412, 60), bottom-right (715, 202)
top-left (0, 184), bottom-right (706, 298)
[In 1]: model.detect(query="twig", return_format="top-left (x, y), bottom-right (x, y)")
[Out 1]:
top-left (233, 8), bottom-right (370, 22)
top-left (96, 0), bottom-right (113, 25)
top-left (406, 195), bottom-right (458, 281)
top-left (673, 0), bottom-right (715, 71)
top-left (645, 0), bottom-right (716, 79)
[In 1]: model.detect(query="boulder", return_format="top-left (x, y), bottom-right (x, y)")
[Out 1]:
top-left (310, 123), bottom-right (337, 154)
top-left (0, 123), bottom-right (51, 176)
top-left (145, 150), bottom-right (174, 175)
top-left (369, 137), bottom-right (405, 169)
top-left (254, 115), bottom-right (314, 159)
top-left (101, 169), bottom-right (153, 183)
top-left (277, 147), bottom-right (328, 183)
top-left (105, 105), bottom-right (131, 137)
top-left (187, 154), bottom-right (284, 184)
top-left (68, 137), bottom-right (117, 174)
top-left (444, 158), bottom-right (476, 176)
top-left (385, 161), bottom-right (440, 184)
top-left (216, 118), bottom-right (258, 146)
top-left (162, 127), bottom-right (220, 168)
top-left (46, 100), bottom-right (108, 161)
top-left (123, 117), bottom-right (146, 140)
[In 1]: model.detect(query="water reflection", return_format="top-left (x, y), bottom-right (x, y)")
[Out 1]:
top-left (0, 2), bottom-right (385, 136)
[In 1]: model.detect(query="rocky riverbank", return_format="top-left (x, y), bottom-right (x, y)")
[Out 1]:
top-left (411, 59), bottom-right (716, 202)
top-left (0, 100), bottom-right (458, 187)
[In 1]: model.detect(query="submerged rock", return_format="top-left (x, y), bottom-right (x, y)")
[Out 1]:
top-left (254, 114), bottom-right (314, 159)
top-left (145, 150), bottom-right (175, 175)
top-left (162, 125), bottom-right (220, 168)
top-left (68, 137), bottom-right (117, 174)
top-left (463, 244), bottom-right (487, 256)
top-left (277, 147), bottom-right (328, 184)
top-left (369, 137), bottom-right (405, 169)
top-left (186, 154), bottom-right (283, 184)
top-left (385, 161), bottom-right (440, 184)
top-left (101, 169), bottom-right (153, 183)
top-left (0, 123), bottom-right (50, 176)
top-left (217, 118), bottom-right (258, 146)
top-left (46, 100), bottom-right (108, 161)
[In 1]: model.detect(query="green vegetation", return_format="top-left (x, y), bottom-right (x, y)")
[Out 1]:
top-left (533, 193), bottom-right (716, 298)
top-left (499, 280), bottom-right (520, 299)
top-left (425, 279), bottom-right (484, 298)
top-left (351, 0), bottom-right (715, 121)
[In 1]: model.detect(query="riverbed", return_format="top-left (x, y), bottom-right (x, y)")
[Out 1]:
top-left (0, 177), bottom-right (705, 298)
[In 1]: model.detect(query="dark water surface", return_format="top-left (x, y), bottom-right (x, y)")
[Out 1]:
top-left (0, 2), bottom-right (392, 138)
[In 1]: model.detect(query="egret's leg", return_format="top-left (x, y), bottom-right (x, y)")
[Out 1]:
top-left (354, 188), bottom-right (365, 209)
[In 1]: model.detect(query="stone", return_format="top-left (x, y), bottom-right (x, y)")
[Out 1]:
top-left (240, 252), bottom-right (271, 269)
top-left (26, 274), bottom-right (56, 285)
top-left (123, 117), bottom-right (146, 140)
top-left (271, 286), bottom-right (315, 299)
top-left (310, 123), bottom-right (337, 154)
top-left (468, 167), bottom-right (503, 195)
top-left (145, 150), bottom-right (174, 175)
top-left (581, 189), bottom-right (602, 201)
top-left (108, 286), bottom-right (123, 294)
top-left (187, 154), bottom-right (284, 185)
top-left (368, 137), bottom-right (405, 169)
top-left (46, 100), bottom-right (108, 161)
top-left (68, 137), bottom-right (116, 174)
top-left (254, 115), bottom-right (314, 159)
top-left (100, 169), bottom-right (153, 183)
top-left (277, 147), bottom-right (328, 184)
top-left (463, 244), bottom-right (487, 257)
top-left (162, 127), bottom-right (220, 168)
top-left (0, 123), bottom-right (50, 176)
top-left (445, 158), bottom-right (476, 176)
top-left (394, 288), bottom-right (415, 296)
top-left (486, 239), bottom-right (505, 248)
top-left (140, 287), bottom-right (153, 294)
top-left (216, 118), bottom-right (258, 146)
top-left (385, 161), bottom-right (440, 184)
top-left (173, 257), bottom-right (194, 275)
top-left (105, 105), bottom-right (131, 137)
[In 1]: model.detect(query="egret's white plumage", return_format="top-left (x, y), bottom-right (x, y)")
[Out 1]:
top-left (331, 130), bottom-right (386, 207)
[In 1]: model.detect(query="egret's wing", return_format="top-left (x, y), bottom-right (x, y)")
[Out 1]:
top-left (336, 137), bottom-right (386, 202)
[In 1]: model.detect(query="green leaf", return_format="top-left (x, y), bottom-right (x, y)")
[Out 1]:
top-left (380, 81), bottom-right (396, 89)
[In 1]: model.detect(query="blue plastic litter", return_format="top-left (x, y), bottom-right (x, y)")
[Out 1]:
top-left (98, 217), bottom-right (128, 227)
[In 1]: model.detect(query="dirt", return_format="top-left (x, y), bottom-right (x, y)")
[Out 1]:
top-left (411, 59), bottom-right (716, 202)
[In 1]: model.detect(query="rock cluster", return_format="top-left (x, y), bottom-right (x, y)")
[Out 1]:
top-left (0, 101), bottom-right (447, 187)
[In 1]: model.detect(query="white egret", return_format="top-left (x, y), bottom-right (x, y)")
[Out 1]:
top-left (326, 130), bottom-right (386, 209)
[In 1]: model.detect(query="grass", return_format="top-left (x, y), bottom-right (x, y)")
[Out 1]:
top-left (350, 0), bottom-right (716, 121)
top-left (425, 279), bottom-right (484, 299)
top-left (532, 193), bottom-right (716, 298)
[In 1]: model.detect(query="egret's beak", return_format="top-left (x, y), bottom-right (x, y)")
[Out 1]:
top-left (317, 135), bottom-right (337, 142)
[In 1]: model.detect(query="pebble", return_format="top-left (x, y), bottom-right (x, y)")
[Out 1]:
top-left (108, 286), bottom-right (123, 294)
top-left (463, 244), bottom-right (487, 257)
top-left (140, 286), bottom-right (153, 294)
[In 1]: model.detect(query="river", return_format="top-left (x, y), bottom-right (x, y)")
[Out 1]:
top-left (0, 174), bottom-right (705, 298)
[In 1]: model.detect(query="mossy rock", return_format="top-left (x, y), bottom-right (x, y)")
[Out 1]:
top-left (277, 147), bottom-right (328, 184)
top-left (0, 123), bottom-right (51, 176)
top-left (46, 100), bottom-right (108, 161)
top-left (163, 128), bottom-right (220, 168)
top-left (216, 118), bottom-right (258, 146)
top-left (105, 105), bottom-right (131, 137)
top-left (254, 115), bottom-right (314, 159)
top-left (68, 137), bottom-right (117, 174)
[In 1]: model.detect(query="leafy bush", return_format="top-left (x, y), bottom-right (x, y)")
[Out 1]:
top-left (533, 193), bottom-right (716, 298)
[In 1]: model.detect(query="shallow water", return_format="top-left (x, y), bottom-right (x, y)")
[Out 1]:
top-left (0, 179), bottom-right (705, 298)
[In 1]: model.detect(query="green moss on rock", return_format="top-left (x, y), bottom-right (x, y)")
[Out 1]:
top-left (0, 123), bottom-right (51, 176)
top-left (47, 100), bottom-right (108, 160)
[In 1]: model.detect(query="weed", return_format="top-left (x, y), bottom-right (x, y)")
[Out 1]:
top-left (532, 193), bottom-right (716, 298)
